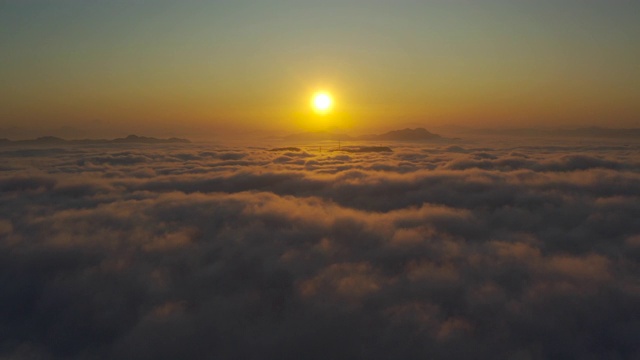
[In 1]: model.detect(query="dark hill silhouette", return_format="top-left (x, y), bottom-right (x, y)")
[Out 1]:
top-left (359, 128), bottom-right (441, 141)
top-left (282, 128), bottom-right (444, 142)
top-left (111, 135), bottom-right (190, 144)
top-left (283, 131), bottom-right (353, 142)
top-left (0, 135), bottom-right (190, 146)
top-left (560, 127), bottom-right (640, 138)
top-left (34, 136), bottom-right (67, 144)
top-left (270, 147), bottom-right (302, 152)
top-left (457, 126), bottom-right (640, 138)
top-left (332, 146), bottom-right (393, 153)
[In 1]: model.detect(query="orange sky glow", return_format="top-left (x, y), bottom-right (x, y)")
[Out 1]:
top-left (1, 1), bottom-right (639, 139)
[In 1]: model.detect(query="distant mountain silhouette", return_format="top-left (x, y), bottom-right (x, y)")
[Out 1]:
top-left (283, 131), bottom-right (353, 142)
top-left (0, 135), bottom-right (191, 146)
top-left (457, 126), bottom-right (640, 138)
top-left (0, 126), bottom-right (99, 140)
top-left (111, 135), bottom-right (191, 144)
top-left (359, 128), bottom-right (441, 141)
top-left (269, 147), bottom-right (303, 152)
top-left (282, 128), bottom-right (444, 142)
top-left (332, 146), bottom-right (393, 153)
top-left (559, 127), bottom-right (640, 138)
top-left (34, 136), bottom-right (67, 144)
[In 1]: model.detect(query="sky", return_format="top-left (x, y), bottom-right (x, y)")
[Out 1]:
top-left (1, 0), bottom-right (639, 137)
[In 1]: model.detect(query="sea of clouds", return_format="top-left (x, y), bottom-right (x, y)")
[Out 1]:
top-left (1, 138), bottom-right (639, 359)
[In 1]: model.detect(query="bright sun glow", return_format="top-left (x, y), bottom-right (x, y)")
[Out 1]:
top-left (312, 92), bottom-right (333, 114)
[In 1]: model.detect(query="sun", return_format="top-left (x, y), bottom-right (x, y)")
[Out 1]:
top-left (311, 92), bottom-right (333, 114)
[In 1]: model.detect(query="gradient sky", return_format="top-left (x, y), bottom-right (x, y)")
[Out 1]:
top-left (1, 0), bottom-right (639, 136)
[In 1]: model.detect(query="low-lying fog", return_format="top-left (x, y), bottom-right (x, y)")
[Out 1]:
top-left (1, 137), bottom-right (639, 359)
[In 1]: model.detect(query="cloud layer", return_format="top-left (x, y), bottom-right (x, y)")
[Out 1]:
top-left (1, 140), bottom-right (640, 359)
